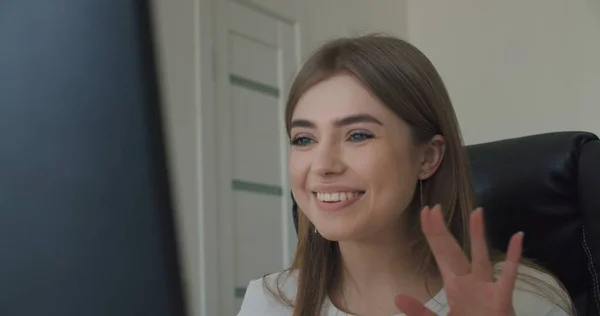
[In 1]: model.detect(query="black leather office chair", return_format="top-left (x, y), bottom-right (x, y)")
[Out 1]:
top-left (292, 131), bottom-right (600, 315)
top-left (468, 131), bottom-right (600, 315)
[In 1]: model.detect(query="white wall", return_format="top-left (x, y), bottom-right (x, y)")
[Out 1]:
top-left (407, 0), bottom-right (600, 145)
top-left (150, 0), bottom-right (218, 315)
top-left (150, 1), bottom-right (200, 315)
top-left (299, 0), bottom-right (407, 56)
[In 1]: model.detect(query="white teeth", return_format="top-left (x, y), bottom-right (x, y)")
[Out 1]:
top-left (316, 192), bottom-right (362, 202)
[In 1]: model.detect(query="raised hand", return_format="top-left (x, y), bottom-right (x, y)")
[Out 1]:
top-left (395, 205), bottom-right (523, 316)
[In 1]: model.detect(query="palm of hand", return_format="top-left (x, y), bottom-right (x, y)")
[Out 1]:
top-left (395, 205), bottom-right (523, 316)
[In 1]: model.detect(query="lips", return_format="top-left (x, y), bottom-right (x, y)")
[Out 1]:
top-left (312, 190), bottom-right (365, 212)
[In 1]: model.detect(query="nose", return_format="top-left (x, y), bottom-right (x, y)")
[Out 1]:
top-left (311, 142), bottom-right (346, 177)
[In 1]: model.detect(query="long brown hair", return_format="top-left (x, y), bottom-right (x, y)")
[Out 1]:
top-left (268, 34), bottom-right (574, 316)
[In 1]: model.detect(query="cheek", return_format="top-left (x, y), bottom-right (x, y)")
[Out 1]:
top-left (355, 145), bottom-right (418, 203)
top-left (288, 153), bottom-right (309, 195)
top-left (289, 153), bottom-right (315, 220)
top-left (350, 146), bottom-right (408, 183)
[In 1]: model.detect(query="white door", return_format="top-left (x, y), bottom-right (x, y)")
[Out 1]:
top-left (212, 0), bottom-right (300, 314)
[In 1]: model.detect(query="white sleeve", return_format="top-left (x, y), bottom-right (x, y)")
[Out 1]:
top-left (543, 306), bottom-right (570, 316)
top-left (237, 279), bottom-right (292, 316)
top-left (237, 280), bottom-right (266, 316)
top-left (497, 263), bottom-right (574, 316)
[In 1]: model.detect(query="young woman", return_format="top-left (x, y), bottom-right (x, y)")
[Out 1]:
top-left (237, 35), bottom-right (574, 316)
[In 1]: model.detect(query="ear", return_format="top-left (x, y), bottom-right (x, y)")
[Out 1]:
top-left (418, 135), bottom-right (445, 180)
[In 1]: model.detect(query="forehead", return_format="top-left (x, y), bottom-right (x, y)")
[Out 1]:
top-left (291, 73), bottom-right (393, 122)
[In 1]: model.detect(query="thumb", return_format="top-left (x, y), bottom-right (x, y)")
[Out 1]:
top-left (394, 295), bottom-right (436, 316)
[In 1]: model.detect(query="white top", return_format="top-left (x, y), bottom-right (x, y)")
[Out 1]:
top-left (237, 264), bottom-right (570, 316)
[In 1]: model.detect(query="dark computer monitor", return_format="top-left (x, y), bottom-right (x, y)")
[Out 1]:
top-left (0, 1), bottom-right (186, 315)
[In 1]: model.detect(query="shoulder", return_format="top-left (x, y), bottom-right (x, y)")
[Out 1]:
top-left (236, 270), bottom-right (298, 316)
top-left (496, 263), bottom-right (572, 316)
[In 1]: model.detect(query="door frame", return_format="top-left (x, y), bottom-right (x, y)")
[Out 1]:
top-left (198, 0), bottom-right (219, 314)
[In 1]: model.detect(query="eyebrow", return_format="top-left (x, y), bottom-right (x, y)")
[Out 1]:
top-left (290, 113), bottom-right (383, 129)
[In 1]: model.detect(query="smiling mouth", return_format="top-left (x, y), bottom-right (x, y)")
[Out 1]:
top-left (314, 191), bottom-right (365, 203)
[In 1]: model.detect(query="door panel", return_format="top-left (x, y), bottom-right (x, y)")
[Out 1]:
top-left (234, 191), bottom-right (284, 289)
top-left (231, 86), bottom-right (281, 186)
top-left (229, 1), bottom-right (278, 46)
top-left (229, 35), bottom-right (279, 88)
top-left (236, 0), bottom-right (297, 22)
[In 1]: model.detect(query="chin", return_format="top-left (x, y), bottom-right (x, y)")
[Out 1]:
top-left (315, 225), bottom-right (360, 242)
top-left (317, 231), bottom-right (351, 242)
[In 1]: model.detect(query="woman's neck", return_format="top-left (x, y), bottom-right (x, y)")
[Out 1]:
top-left (330, 230), bottom-right (442, 316)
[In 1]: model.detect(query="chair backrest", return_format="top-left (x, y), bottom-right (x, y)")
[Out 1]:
top-left (291, 131), bottom-right (600, 315)
top-left (468, 131), bottom-right (600, 316)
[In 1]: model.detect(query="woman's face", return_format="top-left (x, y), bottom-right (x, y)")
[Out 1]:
top-left (289, 73), bottom-right (430, 242)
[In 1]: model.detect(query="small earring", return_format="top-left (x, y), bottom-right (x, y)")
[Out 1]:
top-left (419, 169), bottom-right (429, 209)
top-left (420, 179), bottom-right (424, 209)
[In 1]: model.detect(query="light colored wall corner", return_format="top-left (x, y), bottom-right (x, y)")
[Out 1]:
top-left (150, 1), bottom-right (217, 315)
top-left (343, 0), bottom-right (408, 39)
top-left (406, 0), bottom-right (600, 145)
top-left (298, 0), bottom-right (408, 59)
top-left (150, 1), bottom-right (199, 315)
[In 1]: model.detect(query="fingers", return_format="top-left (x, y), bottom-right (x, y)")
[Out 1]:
top-left (395, 295), bottom-right (436, 316)
top-left (470, 208), bottom-right (494, 282)
top-left (421, 205), bottom-right (471, 280)
top-left (497, 231), bottom-right (524, 307)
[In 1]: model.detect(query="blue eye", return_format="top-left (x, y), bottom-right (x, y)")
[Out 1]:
top-left (290, 136), bottom-right (314, 146)
top-left (348, 132), bottom-right (374, 142)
